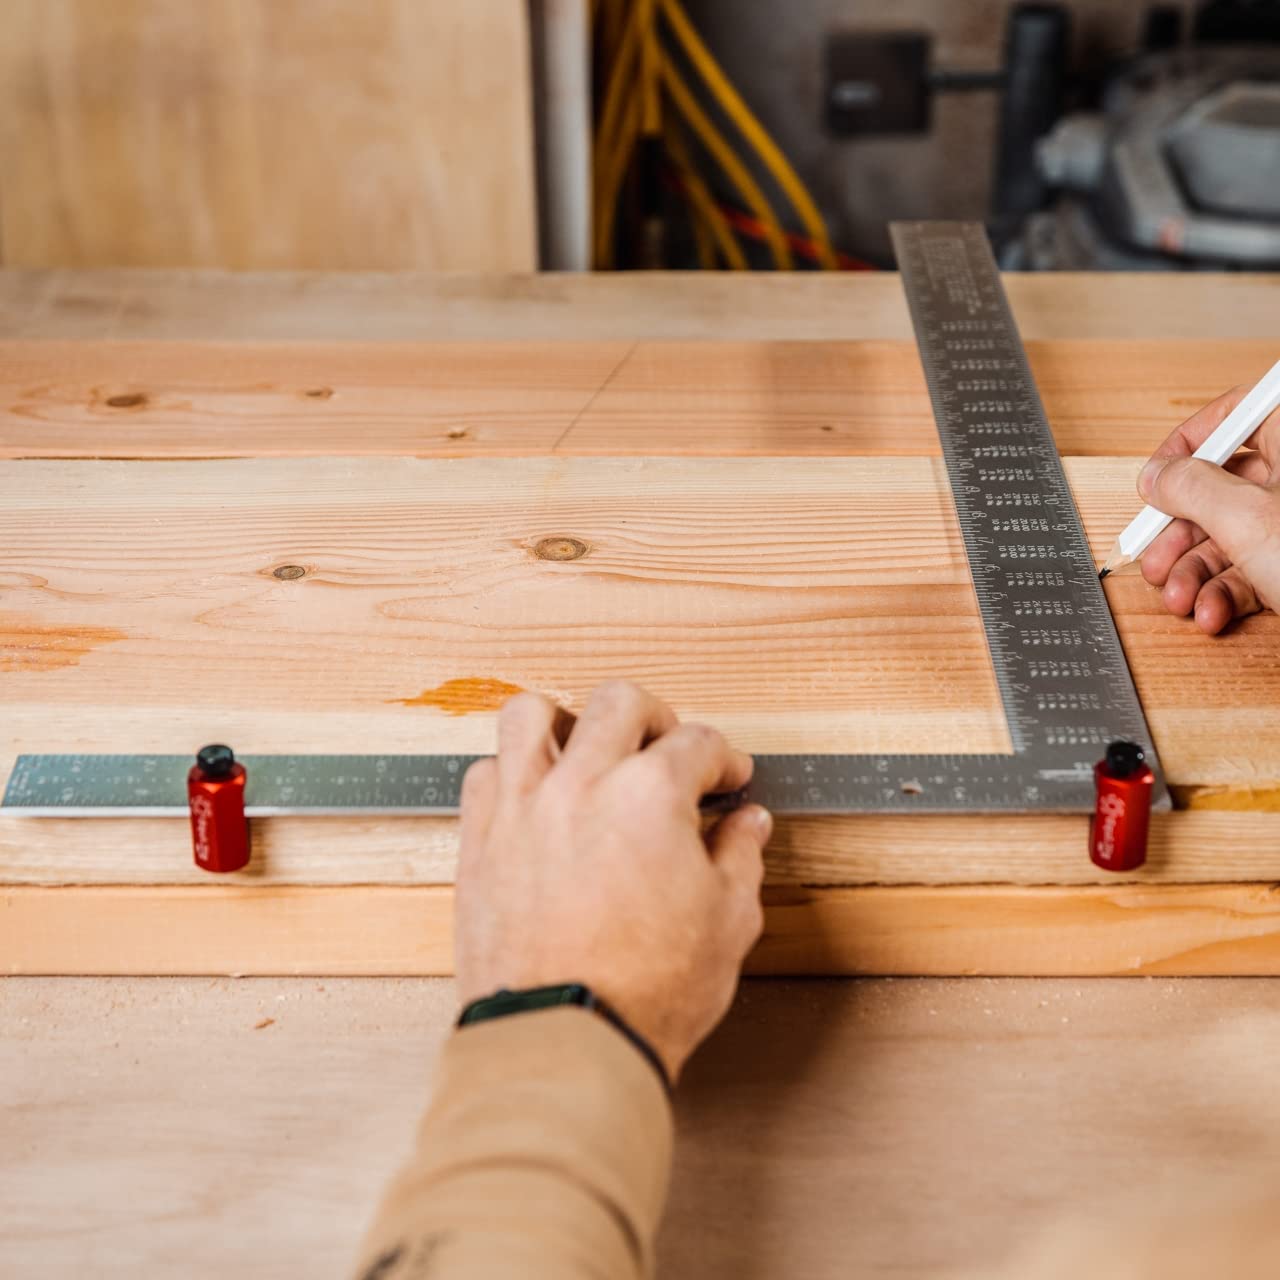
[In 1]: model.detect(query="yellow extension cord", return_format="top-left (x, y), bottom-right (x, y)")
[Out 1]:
top-left (660, 57), bottom-right (791, 268)
top-left (663, 120), bottom-right (747, 269)
top-left (658, 0), bottom-right (836, 269)
top-left (591, 0), bottom-right (834, 271)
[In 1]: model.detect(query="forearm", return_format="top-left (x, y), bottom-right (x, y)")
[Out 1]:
top-left (353, 1006), bottom-right (674, 1280)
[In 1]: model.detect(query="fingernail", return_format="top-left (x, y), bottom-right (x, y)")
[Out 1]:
top-left (750, 805), bottom-right (773, 842)
top-left (1138, 458), bottom-right (1166, 500)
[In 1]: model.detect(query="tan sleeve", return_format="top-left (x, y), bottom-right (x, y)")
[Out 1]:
top-left (352, 1005), bottom-right (674, 1280)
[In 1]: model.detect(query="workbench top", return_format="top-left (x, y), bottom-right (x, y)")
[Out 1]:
top-left (3, 269), bottom-right (1279, 1278)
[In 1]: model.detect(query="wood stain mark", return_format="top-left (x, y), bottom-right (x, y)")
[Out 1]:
top-left (1172, 784), bottom-right (1280, 813)
top-left (104, 392), bottom-right (147, 409)
top-left (303, 387), bottom-right (334, 400)
top-left (0, 622), bottom-right (127, 671)
top-left (396, 676), bottom-right (524, 714)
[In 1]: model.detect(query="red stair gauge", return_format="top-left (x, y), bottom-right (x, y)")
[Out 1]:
top-left (1090, 741), bottom-right (1154, 872)
top-left (188, 745), bottom-right (250, 873)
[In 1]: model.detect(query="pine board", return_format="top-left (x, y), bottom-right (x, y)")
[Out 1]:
top-left (3, 270), bottom-right (1280, 342)
top-left (4, 456), bottom-right (1279, 791)
top-left (3, 809), bottom-right (1278, 887)
top-left (3, 339), bottom-right (1277, 458)
top-left (7, 884), bottom-right (1280, 976)
top-left (4, 331), bottom-right (1280, 975)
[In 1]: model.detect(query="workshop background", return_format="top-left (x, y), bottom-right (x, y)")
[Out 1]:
top-left (5, 4), bottom-right (1280, 1279)
top-left (0, 0), bottom-right (1275, 274)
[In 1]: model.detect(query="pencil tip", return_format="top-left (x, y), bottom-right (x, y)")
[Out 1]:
top-left (1098, 567), bottom-right (1111, 580)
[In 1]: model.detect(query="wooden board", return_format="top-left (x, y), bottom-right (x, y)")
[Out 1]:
top-left (8, 884), bottom-right (1280, 976)
top-left (0, 1), bottom-right (536, 271)
top-left (3, 339), bottom-right (1277, 458)
top-left (4, 328), bottom-right (1279, 974)
top-left (5, 456), bottom-right (1279, 789)
top-left (3, 270), bottom-right (1279, 342)
top-left (4, 808), bottom-right (1279, 888)
top-left (9, 976), bottom-right (1280, 1278)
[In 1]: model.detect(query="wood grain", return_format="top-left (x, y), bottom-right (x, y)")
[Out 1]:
top-left (4, 285), bottom-right (1279, 979)
top-left (752, 884), bottom-right (1280, 977)
top-left (4, 456), bottom-right (1277, 788)
top-left (2, 270), bottom-right (1278, 343)
top-left (3, 339), bottom-right (1276, 458)
top-left (8, 883), bottom-right (1280, 975)
top-left (9, 976), bottom-right (1280, 1278)
top-left (7, 274), bottom-right (1280, 1270)
top-left (0, 342), bottom-right (629, 457)
top-left (0, 1), bottom-right (536, 270)
top-left (4, 809), bottom-right (1280, 887)
top-left (568, 339), bottom-right (1280, 459)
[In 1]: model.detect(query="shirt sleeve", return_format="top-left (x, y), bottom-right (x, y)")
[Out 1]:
top-left (352, 1005), bottom-right (674, 1280)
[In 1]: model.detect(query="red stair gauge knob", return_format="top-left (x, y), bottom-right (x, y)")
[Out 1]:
top-left (188, 744), bottom-right (250, 873)
top-left (1090, 740), bottom-right (1154, 872)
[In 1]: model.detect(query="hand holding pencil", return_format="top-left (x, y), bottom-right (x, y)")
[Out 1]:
top-left (1106, 362), bottom-right (1280, 635)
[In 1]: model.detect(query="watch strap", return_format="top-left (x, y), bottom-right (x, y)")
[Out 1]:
top-left (458, 983), bottom-right (671, 1092)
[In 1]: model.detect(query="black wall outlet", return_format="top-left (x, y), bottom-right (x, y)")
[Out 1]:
top-left (825, 31), bottom-right (932, 136)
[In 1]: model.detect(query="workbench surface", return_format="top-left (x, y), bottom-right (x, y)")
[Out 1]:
top-left (3, 270), bottom-right (1279, 1277)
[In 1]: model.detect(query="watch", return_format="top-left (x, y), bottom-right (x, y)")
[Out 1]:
top-left (457, 982), bottom-right (670, 1091)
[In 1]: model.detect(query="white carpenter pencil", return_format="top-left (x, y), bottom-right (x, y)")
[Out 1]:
top-left (1100, 356), bottom-right (1280, 578)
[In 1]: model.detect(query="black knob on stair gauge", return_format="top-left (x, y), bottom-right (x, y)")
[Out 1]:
top-left (196, 744), bottom-right (236, 779)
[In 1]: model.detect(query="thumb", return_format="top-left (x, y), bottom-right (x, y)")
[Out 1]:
top-left (707, 803), bottom-right (771, 893)
top-left (1138, 456), bottom-right (1268, 564)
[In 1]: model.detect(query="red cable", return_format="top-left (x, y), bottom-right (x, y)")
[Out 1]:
top-left (716, 202), bottom-right (876, 271)
top-left (663, 167), bottom-right (876, 270)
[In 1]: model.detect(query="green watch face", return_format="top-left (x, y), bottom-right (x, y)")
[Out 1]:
top-left (458, 983), bottom-right (593, 1025)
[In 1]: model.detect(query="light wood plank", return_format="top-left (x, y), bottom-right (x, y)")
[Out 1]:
top-left (2, 270), bottom-right (1278, 342)
top-left (0, 1), bottom-right (535, 271)
top-left (4, 809), bottom-right (1280, 887)
top-left (8, 975), bottom-right (1280, 1278)
top-left (3, 339), bottom-right (1276, 459)
top-left (0, 341), bottom-right (630, 457)
top-left (569, 339), bottom-right (1279, 458)
top-left (0, 455), bottom-right (1011, 762)
top-left (753, 884), bottom-right (1280, 977)
top-left (4, 456), bottom-right (1277, 788)
top-left (8, 883), bottom-right (1280, 975)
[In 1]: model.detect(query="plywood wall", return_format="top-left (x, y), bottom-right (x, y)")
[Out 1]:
top-left (0, 0), bottom-right (537, 270)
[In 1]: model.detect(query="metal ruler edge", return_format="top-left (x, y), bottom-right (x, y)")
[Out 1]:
top-left (2, 751), bottom-right (1132, 817)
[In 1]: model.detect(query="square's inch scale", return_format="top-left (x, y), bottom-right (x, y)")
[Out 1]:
top-left (1, 222), bottom-right (1169, 819)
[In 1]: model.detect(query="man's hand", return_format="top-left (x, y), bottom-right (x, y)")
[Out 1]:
top-left (454, 680), bottom-right (772, 1082)
top-left (1137, 385), bottom-right (1280, 634)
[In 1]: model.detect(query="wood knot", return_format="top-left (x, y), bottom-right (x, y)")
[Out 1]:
top-left (105, 392), bottom-right (147, 409)
top-left (272, 564), bottom-right (306, 580)
top-left (532, 537), bottom-right (588, 562)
